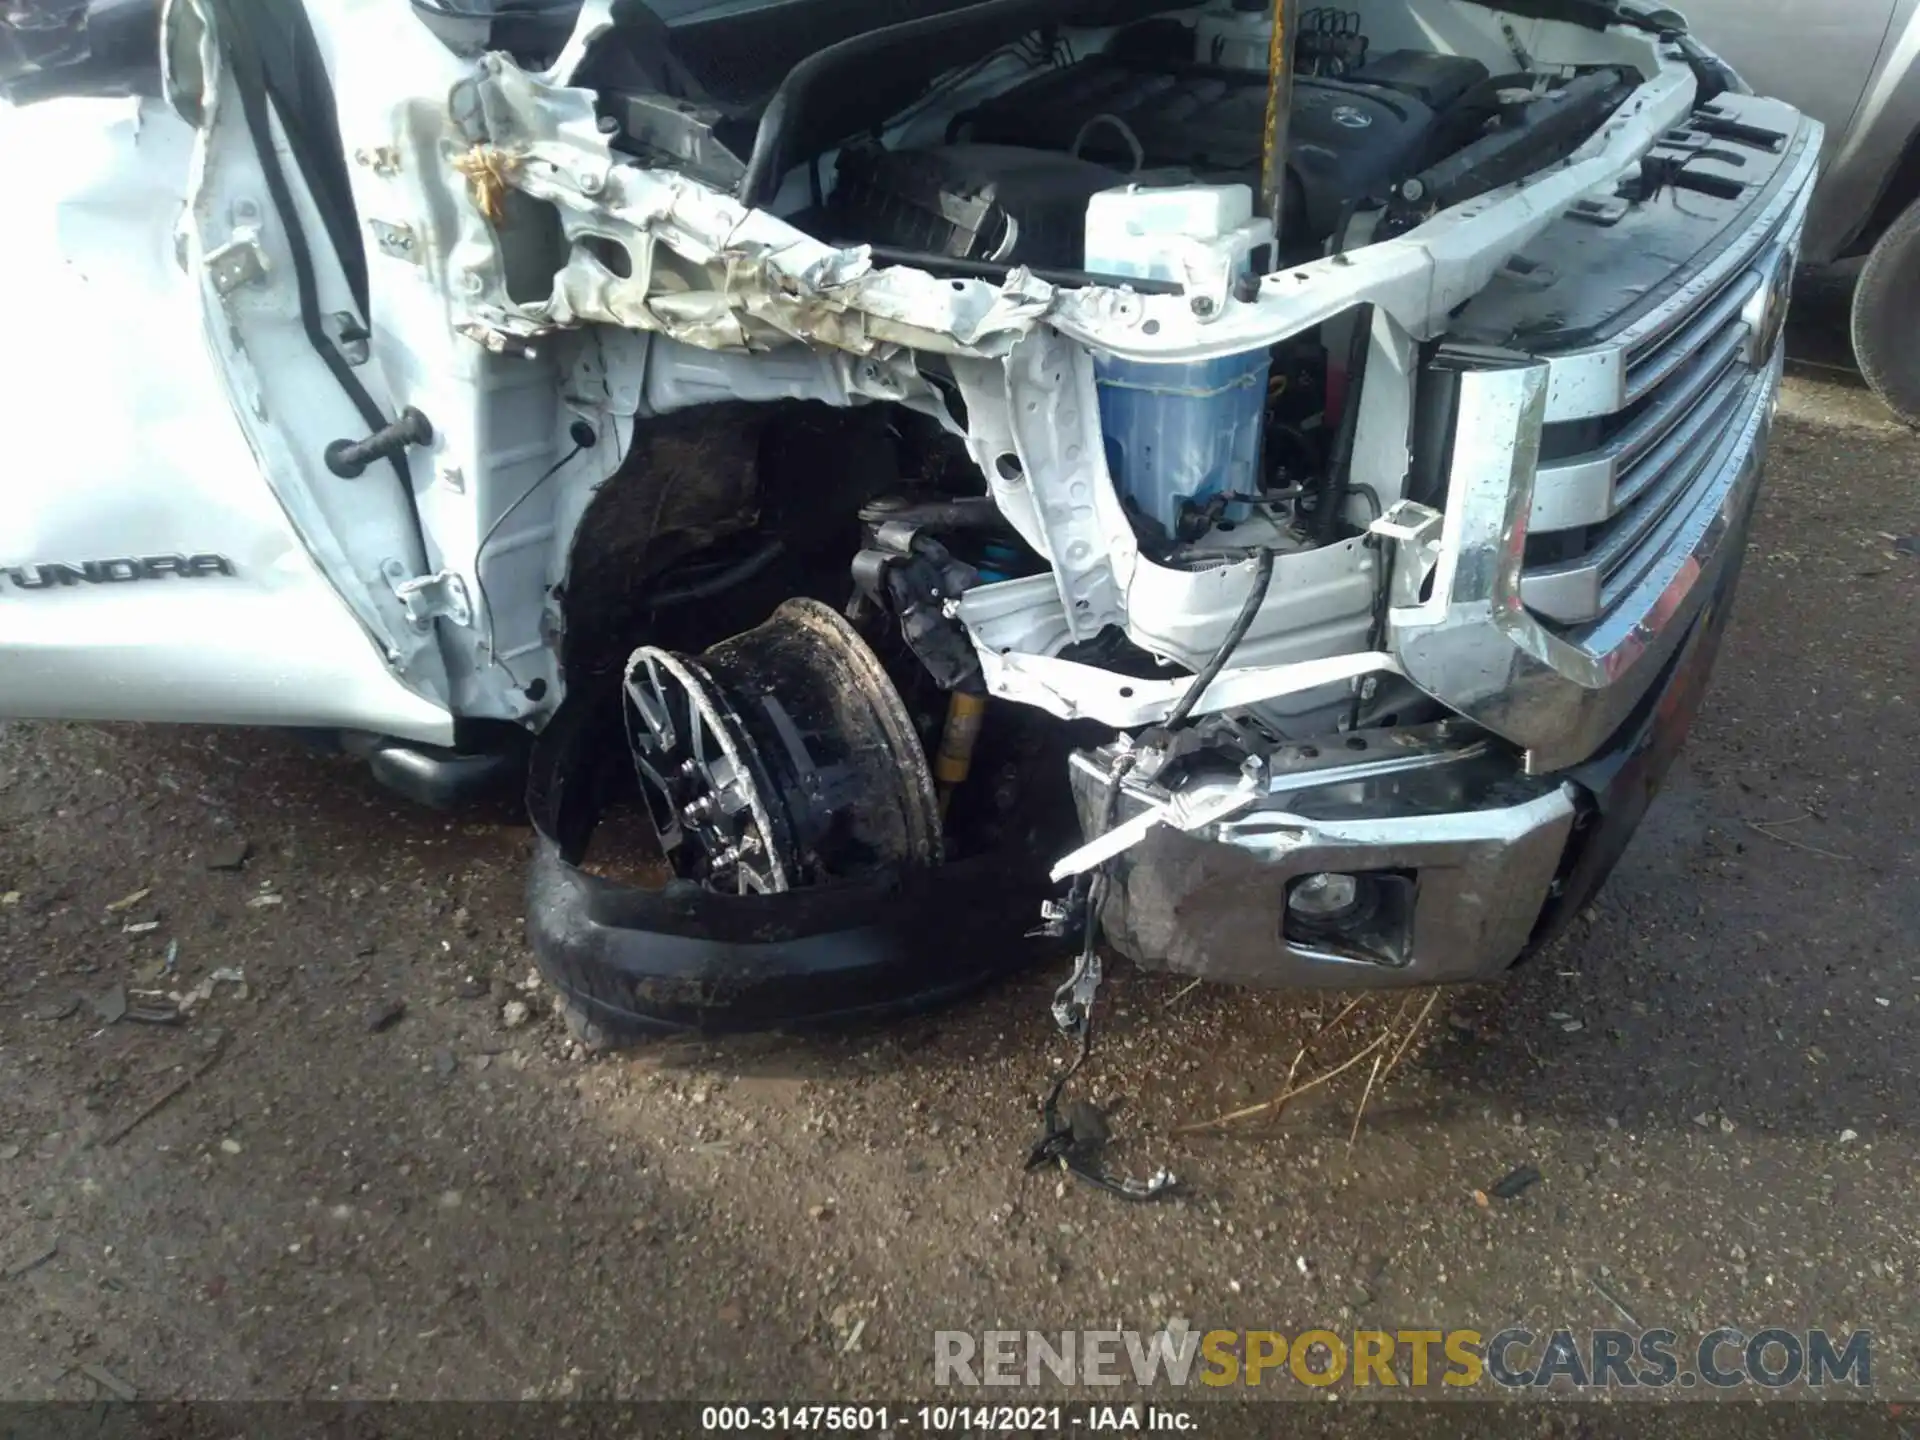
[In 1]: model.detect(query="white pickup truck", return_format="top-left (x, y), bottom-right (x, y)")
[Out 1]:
top-left (0, 0), bottom-right (1818, 1045)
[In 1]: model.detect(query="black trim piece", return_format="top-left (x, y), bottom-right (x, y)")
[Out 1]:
top-left (1523, 508), bottom-right (1753, 954)
top-left (1441, 105), bottom-right (1809, 358)
top-left (1673, 33), bottom-right (1747, 106)
top-left (339, 730), bottom-right (529, 810)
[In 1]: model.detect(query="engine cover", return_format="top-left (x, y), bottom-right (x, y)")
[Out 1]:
top-left (959, 52), bottom-right (1480, 248)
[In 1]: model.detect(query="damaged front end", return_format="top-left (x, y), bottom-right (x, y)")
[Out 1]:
top-left (300, 0), bottom-right (1820, 1035)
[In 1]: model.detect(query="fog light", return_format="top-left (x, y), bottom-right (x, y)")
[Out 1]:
top-left (1284, 870), bottom-right (1418, 969)
top-left (1288, 871), bottom-right (1360, 919)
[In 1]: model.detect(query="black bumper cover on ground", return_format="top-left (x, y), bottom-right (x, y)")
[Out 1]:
top-left (524, 696), bottom-right (1051, 1036)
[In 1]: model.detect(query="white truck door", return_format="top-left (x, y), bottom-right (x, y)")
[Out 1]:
top-left (0, 91), bottom-right (454, 743)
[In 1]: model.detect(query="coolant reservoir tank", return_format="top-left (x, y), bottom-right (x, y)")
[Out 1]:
top-left (1085, 184), bottom-right (1273, 542)
top-left (1084, 183), bottom-right (1270, 285)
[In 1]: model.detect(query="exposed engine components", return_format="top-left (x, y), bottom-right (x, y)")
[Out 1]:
top-left (623, 599), bottom-right (942, 894)
top-left (951, 47), bottom-right (1491, 253)
top-left (1380, 66), bottom-right (1638, 234)
top-left (825, 143), bottom-right (1128, 271)
top-left (850, 517), bottom-right (988, 694)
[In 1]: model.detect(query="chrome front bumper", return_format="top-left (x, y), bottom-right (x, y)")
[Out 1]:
top-left (1070, 729), bottom-right (1579, 988)
top-left (1077, 347), bottom-right (1781, 990)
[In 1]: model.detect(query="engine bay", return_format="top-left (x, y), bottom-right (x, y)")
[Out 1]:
top-left (823, 36), bottom-right (1496, 267)
top-left (567, 0), bottom-right (1638, 268)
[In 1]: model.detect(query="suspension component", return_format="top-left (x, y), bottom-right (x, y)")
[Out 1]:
top-left (623, 599), bottom-right (942, 895)
top-left (933, 690), bottom-right (989, 813)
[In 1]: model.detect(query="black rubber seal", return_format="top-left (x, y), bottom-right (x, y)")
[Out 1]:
top-left (215, 0), bottom-right (425, 541)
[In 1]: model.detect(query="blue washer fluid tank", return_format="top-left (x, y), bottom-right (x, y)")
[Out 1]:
top-left (1095, 348), bottom-right (1269, 539)
top-left (1082, 182), bottom-right (1274, 539)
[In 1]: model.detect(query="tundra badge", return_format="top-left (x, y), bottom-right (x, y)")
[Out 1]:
top-left (0, 555), bottom-right (237, 591)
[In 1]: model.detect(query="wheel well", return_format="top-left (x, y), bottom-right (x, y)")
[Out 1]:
top-left (1842, 121), bottom-right (1920, 261)
top-left (555, 397), bottom-right (942, 690)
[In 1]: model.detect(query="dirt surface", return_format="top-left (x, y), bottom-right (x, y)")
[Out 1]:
top-left (1, 367), bottom-right (1917, 1415)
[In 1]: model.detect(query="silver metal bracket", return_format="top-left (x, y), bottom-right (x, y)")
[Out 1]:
top-left (368, 219), bottom-right (421, 263)
top-left (353, 145), bottom-right (402, 176)
top-left (1369, 500), bottom-right (1446, 609)
top-left (205, 228), bottom-right (268, 296)
top-left (384, 563), bottom-right (473, 631)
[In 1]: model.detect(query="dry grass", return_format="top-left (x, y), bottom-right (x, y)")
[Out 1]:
top-left (1174, 990), bottom-right (1442, 1142)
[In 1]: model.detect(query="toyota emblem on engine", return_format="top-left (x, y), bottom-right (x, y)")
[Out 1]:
top-left (1332, 105), bottom-right (1373, 128)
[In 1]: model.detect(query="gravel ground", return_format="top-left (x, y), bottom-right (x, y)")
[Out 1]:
top-left (0, 361), bottom-right (1915, 1414)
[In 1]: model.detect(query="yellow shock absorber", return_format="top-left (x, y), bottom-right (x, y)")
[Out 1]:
top-left (934, 691), bottom-right (989, 813)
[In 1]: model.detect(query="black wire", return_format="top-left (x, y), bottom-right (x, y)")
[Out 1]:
top-left (1164, 546), bottom-right (1275, 731)
top-left (645, 537), bottom-right (788, 609)
top-left (1031, 546), bottom-right (1276, 1203)
top-left (474, 441), bottom-right (585, 681)
top-left (1031, 746), bottom-right (1175, 1203)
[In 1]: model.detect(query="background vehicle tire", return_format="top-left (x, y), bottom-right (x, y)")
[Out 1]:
top-left (1852, 197), bottom-right (1920, 428)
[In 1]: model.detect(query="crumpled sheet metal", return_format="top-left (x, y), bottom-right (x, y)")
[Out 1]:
top-left (459, 55), bottom-right (1061, 360)
top-left (446, 29), bottom-right (1699, 366)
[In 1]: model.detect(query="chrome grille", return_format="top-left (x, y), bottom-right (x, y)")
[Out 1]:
top-left (1391, 93), bottom-right (1819, 776)
top-left (1519, 241), bottom-right (1788, 628)
top-left (1621, 263), bottom-right (1763, 404)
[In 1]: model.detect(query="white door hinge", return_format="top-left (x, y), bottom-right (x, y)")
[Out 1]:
top-left (383, 562), bottom-right (473, 631)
